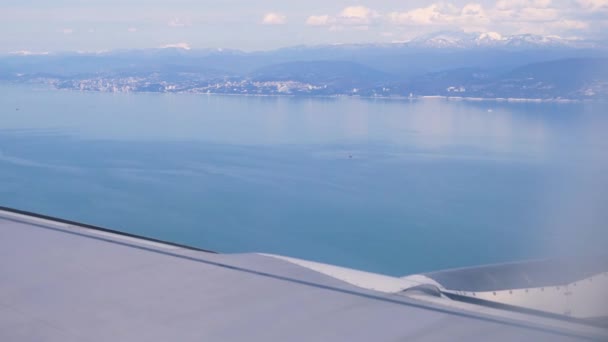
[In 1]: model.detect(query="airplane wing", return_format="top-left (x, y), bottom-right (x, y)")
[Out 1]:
top-left (1, 206), bottom-right (606, 341)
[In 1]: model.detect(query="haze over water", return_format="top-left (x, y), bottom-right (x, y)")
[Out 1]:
top-left (1, 85), bottom-right (607, 276)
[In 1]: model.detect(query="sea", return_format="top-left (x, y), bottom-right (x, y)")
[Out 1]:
top-left (1, 85), bottom-right (607, 276)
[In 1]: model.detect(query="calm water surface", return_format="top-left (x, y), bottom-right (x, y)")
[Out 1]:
top-left (1, 85), bottom-right (607, 275)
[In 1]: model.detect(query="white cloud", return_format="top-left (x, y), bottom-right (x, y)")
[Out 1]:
top-left (495, 0), bottom-right (552, 11)
top-left (389, 4), bottom-right (459, 25)
top-left (388, 1), bottom-right (558, 27)
top-left (339, 6), bottom-right (379, 25)
top-left (127, 27), bottom-right (137, 33)
top-left (550, 19), bottom-right (590, 30)
top-left (340, 6), bottom-right (372, 20)
top-left (492, 0), bottom-right (558, 23)
top-left (577, 0), bottom-right (608, 10)
top-left (262, 12), bottom-right (287, 25)
top-left (303, 1), bottom-right (595, 38)
top-left (462, 3), bottom-right (488, 19)
top-left (386, 0), bottom-right (589, 35)
top-left (159, 42), bottom-right (191, 50)
top-left (60, 28), bottom-right (74, 34)
top-left (490, 0), bottom-right (591, 35)
top-left (306, 6), bottom-right (379, 29)
top-left (168, 17), bottom-right (191, 28)
top-left (306, 15), bottom-right (333, 26)
top-left (389, 3), bottom-right (491, 26)
top-left (460, 3), bottom-right (491, 29)
top-left (10, 50), bottom-right (50, 56)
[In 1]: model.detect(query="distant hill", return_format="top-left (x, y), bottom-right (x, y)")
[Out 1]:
top-left (2, 31), bottom-right (606, 77)
top-left (1, 32), bottom-right (607, 99)
top-left (406, 58), bottom-right (608, 99)
top-left (486, 58), bottom-right (608, 98)
top-left (407, 31), bottom-right (598, 49)
top-left (250, 61), bottom-right (391, 90)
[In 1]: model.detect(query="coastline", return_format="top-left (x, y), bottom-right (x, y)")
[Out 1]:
top-left (0, 81), bottom-right (599, 103)
top-left (419, 95), bottom-right (583, 104)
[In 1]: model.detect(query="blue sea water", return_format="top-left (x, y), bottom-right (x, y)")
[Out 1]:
top-left (1, 85), bottom-right (607, 276)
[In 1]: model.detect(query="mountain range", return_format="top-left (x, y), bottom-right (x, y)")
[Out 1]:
top-left (406, 31), bottom-right (599, 49)
top-left (1, 31), bottom-right (607, 100)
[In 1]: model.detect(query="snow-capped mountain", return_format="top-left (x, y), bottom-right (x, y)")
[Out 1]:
top-left (407, 31), bottom-right (595, 49)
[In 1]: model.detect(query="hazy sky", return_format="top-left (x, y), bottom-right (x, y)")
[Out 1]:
top-left (1, 0), bottom-right (607, 53)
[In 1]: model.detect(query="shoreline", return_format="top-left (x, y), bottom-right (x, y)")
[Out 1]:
top-left (419, 95), bottom-right (584, 104)
top-left (54, 88), bottom-right (602, 103)
top-left (0, 81), bottom-right (601, 103)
